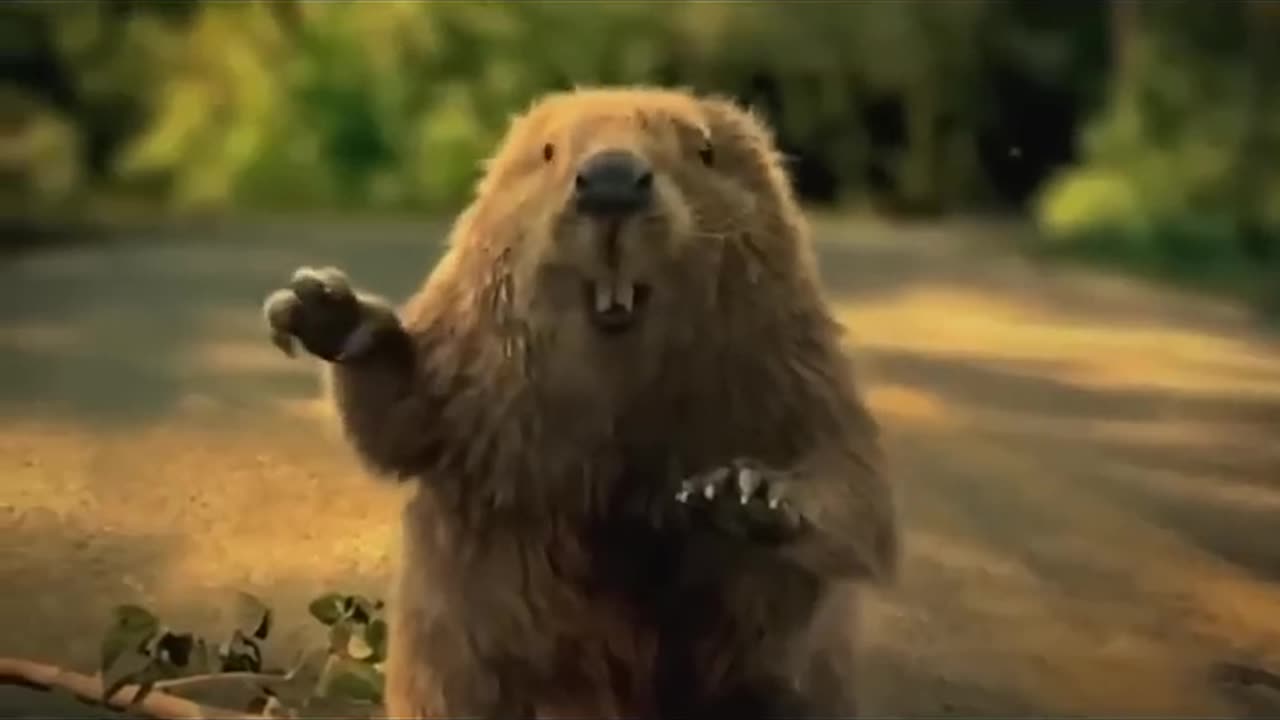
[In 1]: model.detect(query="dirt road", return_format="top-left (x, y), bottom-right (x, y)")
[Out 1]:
top-left (2, 216), bottom-right (1279, 716)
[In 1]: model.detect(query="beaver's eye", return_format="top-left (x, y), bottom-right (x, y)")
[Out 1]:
top-left (698, 141), bottom-right (715, 167)
top-left (542, 143), bottom-right (555, 163)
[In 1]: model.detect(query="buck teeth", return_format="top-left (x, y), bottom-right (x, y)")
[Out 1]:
top-left (594, 281), bottom-right (636, 313)
top-left (613, 283), bottom-right (634, 312)
top-left (595, 283), bottom-right (613, 314)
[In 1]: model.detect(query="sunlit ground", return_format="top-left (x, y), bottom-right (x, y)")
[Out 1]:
top-left (2, 215), bottom-right (1279, 716)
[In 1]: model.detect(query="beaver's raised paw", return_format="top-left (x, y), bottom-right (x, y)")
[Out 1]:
top-left (263, 266), bottom-right (399, 363)
top-left (675, 459), bottom-right (807, 543)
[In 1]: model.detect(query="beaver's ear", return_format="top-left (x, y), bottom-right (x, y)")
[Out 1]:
top-left (697, 95), bottom-right (797, 203)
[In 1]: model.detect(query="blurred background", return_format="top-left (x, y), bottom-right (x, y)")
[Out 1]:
top-left (2, 0), bottom-right (1278, 306)
top-left (3, 2), bottom-right (1280, 718)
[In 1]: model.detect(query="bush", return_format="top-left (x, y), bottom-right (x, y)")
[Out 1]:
top-left (1032, 1), bottom-right (1280, 300)
top-left (0, 87), bottom-right (85, 218)
top-left (9, 1), bottom-right (1099, 218)
top-left (114, 2), bottom-right (679, 213)
top-left (1036, 168), bottom-right (1144, 245)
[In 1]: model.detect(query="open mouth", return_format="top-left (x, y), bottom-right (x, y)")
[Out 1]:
top-left (586, 279), bottom-right (652, 335)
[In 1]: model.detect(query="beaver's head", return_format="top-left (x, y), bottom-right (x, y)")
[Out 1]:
top-left (462, 87), bottom-right (810, 351)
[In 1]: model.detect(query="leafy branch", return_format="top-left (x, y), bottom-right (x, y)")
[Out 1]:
top-left (0, 590), bottom-right (389, 719)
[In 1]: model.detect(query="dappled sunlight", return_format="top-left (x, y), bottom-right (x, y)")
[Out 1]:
top-left (905, 531), bottom-right (1042, 590)
top-left (161, 518), bottom-right (399, 596)
top-left (879, 399), bottom-right (1280, 708)
top-left (1122, 463), bottom-right (1280, 514)
top-left (4, 219), bottom-right (1280, 716)
top-left (6, 1), bottom-right (1279, 714)
top-left (881, 484), bottom-right (1280, 715)
top-left (863, 383), bottom-right (955, 427)
top-left (844, 282), bottom-right (1280, 400)
top-left (864, 537), bottom-right (1229, 715)
top-left (271, 394), bottom-right (339, 423)
top-left (0, 424), bottom-right (99, 518)
top-left (0, 417), bottom-right (404, 667)
top-left (970, 412), bottom-right (1280, 470)
top-left (1164, 568), bottom-right (1280, 653)
top-left (1087, 416), bottom-right (1278, 450)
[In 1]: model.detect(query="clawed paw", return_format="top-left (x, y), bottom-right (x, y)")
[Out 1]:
top-left (675, 459), bottom-right (806, 543)
top-left (263, 266), bottom-right (397, 362)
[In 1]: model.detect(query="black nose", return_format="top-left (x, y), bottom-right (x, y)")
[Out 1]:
top-left (574, 150), bottom-right (653, 216)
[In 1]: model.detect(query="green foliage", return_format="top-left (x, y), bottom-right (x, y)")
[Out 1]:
top-left (97, 590), bottom-right (388, 717)
top-left (1033, 1), bottom-right (1280, 302)
top-left (96, 2), bottom-right (679, 212)
top-left (2, 0), bottom-right (1107, 216)
top-left (6, 0), bottom-right (1278, 309)
top-left (99, 604), bottom-right (160, 688)
top-left (677, 2), bottom-right (993, 208)
top-left (0, 87), bottom-right (84, 218)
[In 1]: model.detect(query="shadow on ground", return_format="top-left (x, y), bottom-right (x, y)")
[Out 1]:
top-left (0, 217), bottom-right (448, 426)
top-left (3, 214), bottom-right (1280, 716)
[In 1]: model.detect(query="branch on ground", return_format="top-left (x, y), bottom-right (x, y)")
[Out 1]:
top-left (1213, 661), bottom-right (1280, 693)
top-left (0, 657), bottom-right (244, 719)
top-left (3, 590), bottom-right (388, 719)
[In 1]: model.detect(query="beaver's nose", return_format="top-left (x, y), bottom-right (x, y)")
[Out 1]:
top-left (574, 150), bottom-right (653, 216)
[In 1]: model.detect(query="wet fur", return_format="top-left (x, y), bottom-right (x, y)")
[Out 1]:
top-left (323, 87), bottom-right (898, 718)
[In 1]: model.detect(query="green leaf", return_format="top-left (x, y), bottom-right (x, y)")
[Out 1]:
top-left (233, 591), bottom-right (273, 640)
top-left (346, 628), bottom-right (373, 661)
top-left (327, 620), bottom-right (352, 656)
top-left (307, 593), bottom-right (346, 626)
top-left (364, 619), bottom-right (388, 662)
top-left (318, 656), bottom-right (384, 703)
top-left (100, 604), bottom-right (160, 674)
top-left (113, 605), bottom-right (160, 631)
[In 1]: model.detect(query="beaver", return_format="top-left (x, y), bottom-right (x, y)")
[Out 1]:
top-left (262, 86), bottom-right (898, 719)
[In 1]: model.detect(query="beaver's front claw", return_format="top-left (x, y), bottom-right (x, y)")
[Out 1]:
top-left (263, 266), bottom-right (399, 363)
top-left (675, 458), bottom-right (807, 543)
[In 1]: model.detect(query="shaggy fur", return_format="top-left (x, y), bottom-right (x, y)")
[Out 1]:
top-left (263, 86), bottom-right (898, 719)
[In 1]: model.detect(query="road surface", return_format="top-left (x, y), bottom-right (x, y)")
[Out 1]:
top-left (2, 215), bottom-right (1279, 716)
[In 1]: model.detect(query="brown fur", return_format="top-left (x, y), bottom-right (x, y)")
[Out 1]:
top-left (311, 87), bottom-right (897, 718)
